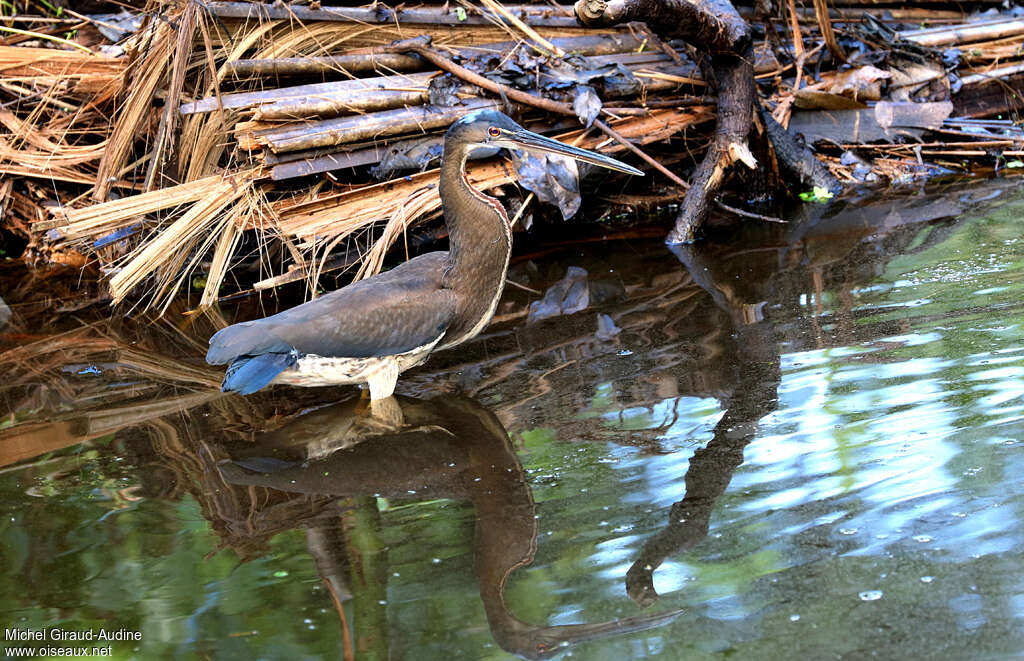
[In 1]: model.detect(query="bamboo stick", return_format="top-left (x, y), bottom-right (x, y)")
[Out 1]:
top-left (901, 17), bottom-right (1024, 47)
top-left (269, 144), bottom-right (391, 181)
top-left (738, 6), bottom-right (967, 21)
top-left (960, 61), bottom-right (1024, 86)
top-left (181, 71), bottom-right (437, 116)
top-left (261, 98), bottom-right (500, 153)
top-left (205, 1), bottom-right (581, 27)
top-left (227, 53), bottom-right (424, 77)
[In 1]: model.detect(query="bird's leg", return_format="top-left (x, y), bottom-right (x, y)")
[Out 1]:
top-left (366, 360), bottom-right (400, 400)
top-left (353, 360), bottom-right (403, 427)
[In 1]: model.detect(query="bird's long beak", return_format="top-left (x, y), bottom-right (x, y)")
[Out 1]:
top-left (498, 128), bottom-right (645, 176)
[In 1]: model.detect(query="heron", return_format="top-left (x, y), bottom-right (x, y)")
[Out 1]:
top-left (206, 110), bottom-right (642, 399)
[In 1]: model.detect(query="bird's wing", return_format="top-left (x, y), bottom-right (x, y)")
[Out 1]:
top-left (207, 252), bottom-right (454, 364)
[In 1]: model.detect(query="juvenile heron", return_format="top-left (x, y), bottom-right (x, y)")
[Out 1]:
top-left (206, 110), bottom-right (642, 398)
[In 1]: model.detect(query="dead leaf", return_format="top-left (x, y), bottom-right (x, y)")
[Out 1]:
top-left (793, 89), bottom-right (868, 110)
top-left (827, 65), bottom-right (891, 102)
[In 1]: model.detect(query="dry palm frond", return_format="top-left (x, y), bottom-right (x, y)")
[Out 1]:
top-left (106, 170), bottom-right (258, 306)
top-left (92, 11), bottom-right (179, 201)
top-left (143, 0), bottom-right (200, 191)
top-left (199, 208), bottom-right (244, 309)
top-left (0, 45), bottom-right (124, 101)
top-left (43, 174), bottom-right (225, 239)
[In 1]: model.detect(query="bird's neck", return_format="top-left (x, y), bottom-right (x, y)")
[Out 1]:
top-left (438, 146), bottom-right (512, 348)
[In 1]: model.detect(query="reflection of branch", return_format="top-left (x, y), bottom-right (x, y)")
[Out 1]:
top-left (626, 394), bottom-right (756, 606)
top-left (628, 320), bottom-right (780, 605)
top-left (0, 391), bottom-right (223, 468)
top-left (628, 245), bottom-right (783, 606)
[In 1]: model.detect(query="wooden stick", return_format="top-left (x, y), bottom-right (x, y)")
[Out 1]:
top-left (227, 53), bottom-right (423, 77)
top-left (205, 1), bottom-right (581, 27)
top-left (594, 118), bottom-right (688, 187)
top-left (901, 17), bottom-right (1024, 47)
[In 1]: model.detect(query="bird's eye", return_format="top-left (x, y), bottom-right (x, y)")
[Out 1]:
top-left (487, 126), bottom-right (500, 138)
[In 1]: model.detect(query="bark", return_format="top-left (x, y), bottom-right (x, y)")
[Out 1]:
top-left (576, 0), bottom-right (750, 54)
top-left (760, 108), bottom-right (841, 195)
top-left (576, 0), bottom-right (759, 244)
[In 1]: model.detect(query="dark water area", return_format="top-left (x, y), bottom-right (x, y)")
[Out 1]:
top-left (1, 179), bottom-right (1023, 659)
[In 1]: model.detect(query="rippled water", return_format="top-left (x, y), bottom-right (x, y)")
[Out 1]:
top-left (1, 180), bottom-right (1022, 659)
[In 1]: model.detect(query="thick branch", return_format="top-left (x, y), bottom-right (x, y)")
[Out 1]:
top-left (667, 49), bottom-right (755, 244)
top-left (575, 0), bottom-right (750, 54)
top-left (575, 0), bottom-right (762, 244)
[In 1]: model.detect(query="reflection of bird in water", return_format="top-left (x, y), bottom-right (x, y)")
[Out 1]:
top-left (206, 111), bottom-right (642, 404)
top-left (217, 395), bottom-right (680, 659)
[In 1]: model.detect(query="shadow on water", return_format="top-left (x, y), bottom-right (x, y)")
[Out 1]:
top-left (0, 177), bottom-right (1021, 658)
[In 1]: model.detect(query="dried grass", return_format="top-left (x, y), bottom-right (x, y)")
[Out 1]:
top-left (105, 170), bottom-right (257, 307)
top-left (2, 0), bottom-right (707, 314)
top-left (0, 45), bottom-right (124, 100)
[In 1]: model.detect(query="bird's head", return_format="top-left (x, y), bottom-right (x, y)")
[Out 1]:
top-left (445, 109), bottom-right (644, 176)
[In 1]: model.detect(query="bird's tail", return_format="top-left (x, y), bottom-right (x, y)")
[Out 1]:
top-left (222, 352), bottom-right (297, 395)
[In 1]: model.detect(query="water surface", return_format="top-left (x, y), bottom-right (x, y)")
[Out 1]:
top-left (1, 179), bottom-right (1022, 659)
